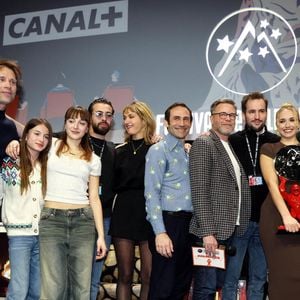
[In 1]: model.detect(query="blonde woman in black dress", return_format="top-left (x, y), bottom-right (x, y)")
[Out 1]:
top-left (260, 103), bottom-right (300, 299)
top-left (109, 101), bottom-right (156, 300)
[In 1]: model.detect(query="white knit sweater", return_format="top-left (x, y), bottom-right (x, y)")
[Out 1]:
top-left (0, 157), bottom-right (44, 236)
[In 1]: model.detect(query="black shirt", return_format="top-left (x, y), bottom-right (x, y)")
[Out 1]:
top-left (90, 136), bottom-right (115, 218)
top-left (0, 110), bottom-right (19, 162)
top-left (113, 139), bottom-right (149, 193)
top-left (229, 126), bottom-right (280, 222)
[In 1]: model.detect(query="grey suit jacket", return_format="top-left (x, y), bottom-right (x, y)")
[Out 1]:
top-left (189, 130), bottom-right (251, 241)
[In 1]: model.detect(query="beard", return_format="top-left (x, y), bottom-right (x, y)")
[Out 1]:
top-left (219, 128), bottom-right (233, 136)
top-left (247, 122), bottom-right (265, 133)
top-left (92, 122), bottom-right (111, 136)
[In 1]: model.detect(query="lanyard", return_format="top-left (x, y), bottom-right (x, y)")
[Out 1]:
top-left (90, 138), bottom-right (105, 159)
top-left (245, 135), bottom-right (259, 176)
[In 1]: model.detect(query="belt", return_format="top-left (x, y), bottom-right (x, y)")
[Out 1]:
top-left (43, 207), bottom-right (91, 217)
top-left (163, 210), bottom-right (192, 218)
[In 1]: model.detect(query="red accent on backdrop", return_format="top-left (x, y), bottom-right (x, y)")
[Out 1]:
top-left (5, 96), bottom-right (18, 118)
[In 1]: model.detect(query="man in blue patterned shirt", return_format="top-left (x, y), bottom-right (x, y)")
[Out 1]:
top-left (145, 102), bottom-right (193, 300)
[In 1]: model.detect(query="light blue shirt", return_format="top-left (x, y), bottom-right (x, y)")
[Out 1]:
top-left (145, 133), bottom-right (193, 234)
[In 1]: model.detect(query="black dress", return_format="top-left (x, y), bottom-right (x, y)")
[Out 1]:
top-left (109, 139), bottom-right (152, 241)
top-left (260, 142), bottom-right (300, 299)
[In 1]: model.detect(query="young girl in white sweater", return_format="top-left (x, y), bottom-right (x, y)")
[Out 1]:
top-left (1, 118), bottom-right (52, 300)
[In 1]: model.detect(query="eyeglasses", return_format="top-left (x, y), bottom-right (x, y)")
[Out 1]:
top-left (94, 111), bottom-right (113, 119)
top-left (211, 112), bottom-right (237, 120)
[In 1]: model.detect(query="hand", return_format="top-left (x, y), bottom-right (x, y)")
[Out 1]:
top-left (95, 237), bottom-right (107, 260)
top-left (203, 235), bottom-right (218, 257)
top-left (155, 232), bottom-right (173, 258)
top-left (151, 134), bottom-right (163, 144)
top-left (282, 215), bottom-right (300, 233)
top-left (184, 143), bottom-right (191, 154)
top-left (199, 131), bottom-right (210, 137)
top-left (6, 140), bottom-right (20, 159)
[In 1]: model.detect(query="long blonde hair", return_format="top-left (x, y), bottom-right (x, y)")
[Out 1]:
top-left (123, 101), bottom-right (156, 145)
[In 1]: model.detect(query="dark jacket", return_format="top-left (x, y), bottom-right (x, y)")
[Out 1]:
top-left (229, 126), bottom-right (280, 222)
top-left (90, 137), bottom-right (115, 218)
top-left (189, 130), bottom-right (251, 240)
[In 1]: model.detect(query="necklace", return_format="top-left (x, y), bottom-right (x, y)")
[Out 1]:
top-left (90, 137), bottom-right (105, 159)
top-left (131, 140), bottom-right (144, 155)
top-left (64, 145), bottom-right (82, 156)
top-left (68, 150), bottom-right (82, 156)
top-left (68, 147), bottom-right (81, 154)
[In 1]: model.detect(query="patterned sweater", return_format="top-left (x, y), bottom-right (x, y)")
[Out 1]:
top-left (0, 157), bottom-right (44, 236)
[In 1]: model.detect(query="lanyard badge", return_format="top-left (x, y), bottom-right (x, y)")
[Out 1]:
top-left (246, 135), bottom-right (263, 186)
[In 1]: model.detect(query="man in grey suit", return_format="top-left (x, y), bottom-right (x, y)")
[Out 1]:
top-left (189, 98), bottom-right (251, 299)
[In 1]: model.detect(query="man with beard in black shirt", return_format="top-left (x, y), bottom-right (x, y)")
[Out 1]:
top-left (222, 92), bottom-right (279, 300)
top-left (88, 97), bottom-right (115, 300)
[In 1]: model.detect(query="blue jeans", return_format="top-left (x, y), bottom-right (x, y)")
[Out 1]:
top-left (192, 236), bottom-right (229, 300)
top-left (90, 217), bottom-right (111, 300)
top-left (222, 222), bottom-right (267, 300)
top-left (39, 207), bottom-right (96, 300)
top-left (6, 235), bottom-right (40, 300)
top-left (192, 263), bottom-right (225, 300)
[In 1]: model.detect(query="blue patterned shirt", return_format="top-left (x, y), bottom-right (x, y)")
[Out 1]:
top-left (145, 133), bottom-right (193, 234)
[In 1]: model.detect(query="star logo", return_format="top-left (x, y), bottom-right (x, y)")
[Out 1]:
top-left (258, 46), bottom-right (270, 58)
top-left (217, 35), bottom-right (234, 53)
top-left (260, 19), bottom-right (269, 29)
top-left (239, 47), bottom-right (253, 62)
top-left (271, 28), bottom-right (282, 40)
top-left (206, 7), bottom-right (297, 95)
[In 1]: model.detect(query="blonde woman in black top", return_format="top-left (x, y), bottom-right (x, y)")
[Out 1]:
top-left (109, 101), bottom-right (156, 300)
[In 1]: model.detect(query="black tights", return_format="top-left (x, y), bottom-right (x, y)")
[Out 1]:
top-left (113, 238), bottom-right (152, 300)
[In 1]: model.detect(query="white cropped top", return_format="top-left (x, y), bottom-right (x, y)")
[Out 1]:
top-left (45, 138), bottom-right (101, 204)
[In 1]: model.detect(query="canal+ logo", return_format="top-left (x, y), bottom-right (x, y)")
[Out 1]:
top-left (3, 0), bottom-right (128, 45)
top-left (206, 7), bottom-right (297, 95)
